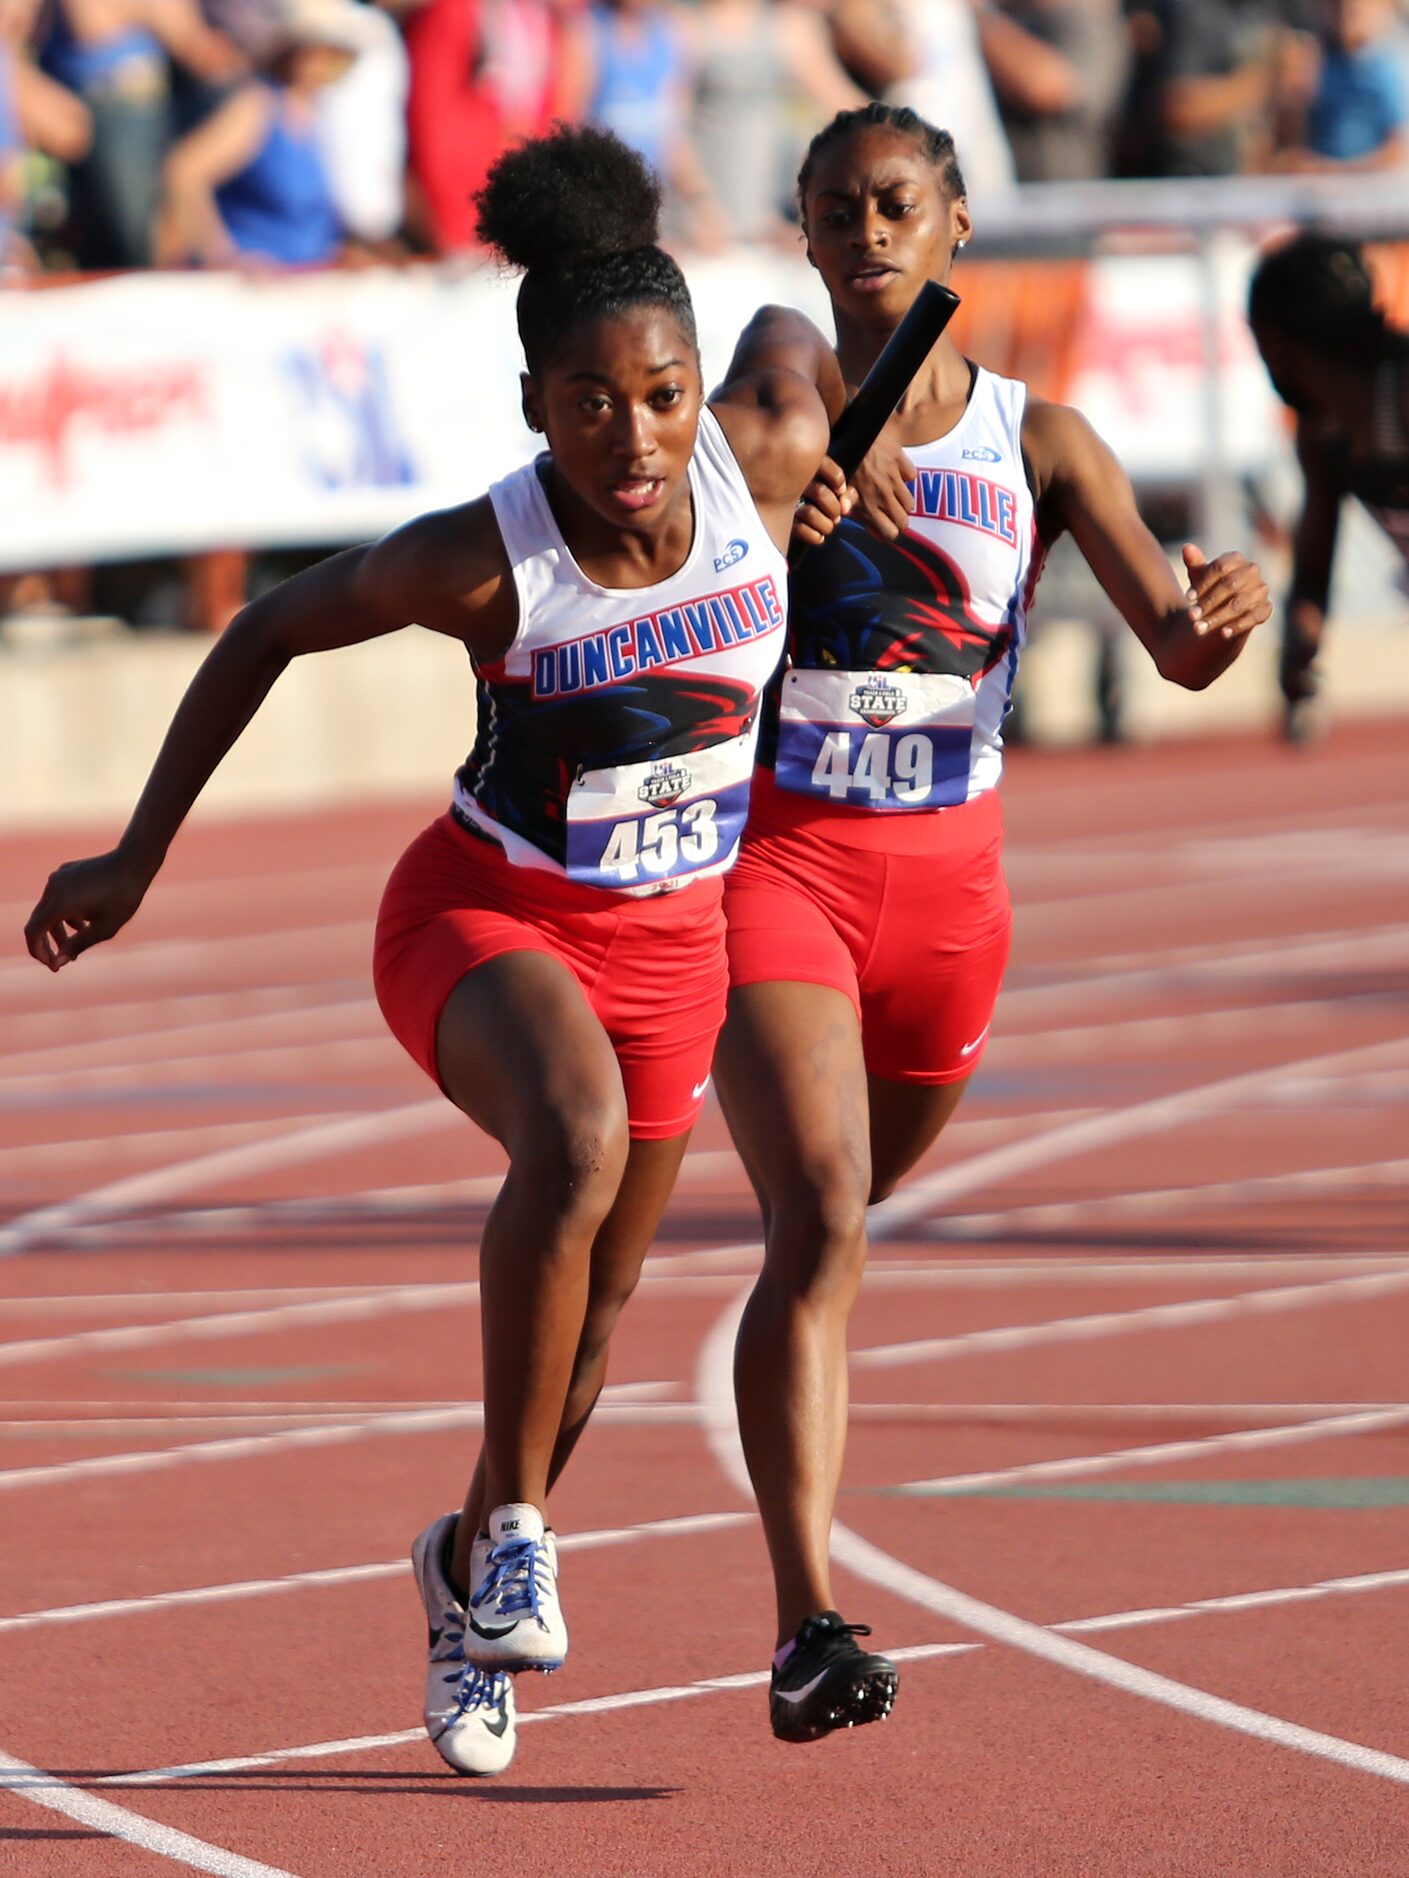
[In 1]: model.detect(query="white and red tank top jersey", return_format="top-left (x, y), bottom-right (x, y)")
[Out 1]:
top-left (453, 406), bottom-right (788, 895)
top-left (763, 365), bottom-right (1043, 811)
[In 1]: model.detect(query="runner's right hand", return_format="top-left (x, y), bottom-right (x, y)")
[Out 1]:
top-left (25, 850), bottom-right (154, 971)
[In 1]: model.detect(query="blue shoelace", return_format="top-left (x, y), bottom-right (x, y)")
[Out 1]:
top-left (451, 1664), bottom-right (508, 1715)
top-left (470, 1536), bottom-right (548, 1624)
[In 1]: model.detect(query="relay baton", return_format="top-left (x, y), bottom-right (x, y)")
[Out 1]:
top-left (789, 279), bottom-right (961, 568)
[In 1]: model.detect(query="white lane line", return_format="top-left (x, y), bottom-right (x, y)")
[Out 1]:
top-left (847, 1401), bottom-right (1409, 1424)
top-left (998, 921), bottom-right (1409, 1014)
top-left (0, 1283), bottom-right (480, 1370)
top-left (0, 1114), bottom-right (360, 1179)
top-left (864, 1255), bottom-right (1409, 1282)
top-left (944, 1160), bottom-right (1409, 1236)
top-left (882, 1404), bottom-right (1409, 1497)
top-left (0, 1395), bottom-right (696, 1493)
top-left (0, 996), bottom-right (382, 1084)
top-left (836, 1521), bottom-right (1409, 1784)
top-left (0, 1747), bottom-right (298, 1878)
top-left (0, 917), bottom-right (365, 997)
top-left (0, 1510), bottom-right (752, 1635)
top-left (0, 1098), bottom-right (455, 1259)
top-left (698, 1290), bottom-right (1409, 1788)
top-left (868, 1032), bottom-right (1409, 1242)
top-left (81, 1566), bottom-right (1409, 1788)
top-left (852, 1267), bottom-right (1409, 1370)
top-left (0, 980), bottom-right (366, 1058)
top-left (0, 1286), bottom-right (454, 1313)
top-left (24, 1149), bottom-right (745, 1251)
top-left (3, 1036), bottom-right (394, 1099)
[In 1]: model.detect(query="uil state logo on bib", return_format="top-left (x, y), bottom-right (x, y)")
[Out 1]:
top-left (849, 677), bottom-right (907, 730)
top-left (638, 761), bottom-right (692, 810)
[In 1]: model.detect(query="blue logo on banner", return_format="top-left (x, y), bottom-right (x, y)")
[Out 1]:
top-left (284, 332), bottom-right (416, 490)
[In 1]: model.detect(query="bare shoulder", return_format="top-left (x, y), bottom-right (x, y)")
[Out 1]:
top-left (355, 495), bottom-right (516, 651)
top-left (1020, 395), bottom-right (1108, 498)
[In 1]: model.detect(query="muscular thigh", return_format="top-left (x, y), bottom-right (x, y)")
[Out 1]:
top-left (714, 980), bottom-right (872, 1216)
top-left (436, 951), bottom-right (627, 1153)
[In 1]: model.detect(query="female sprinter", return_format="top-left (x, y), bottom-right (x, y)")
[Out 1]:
top-left (1249, 230), bottom-right (1409, 740)
top-left (714, 102), bottom-right (1273, 1744)
top-left (24, 124), bottom-right (849, 1778)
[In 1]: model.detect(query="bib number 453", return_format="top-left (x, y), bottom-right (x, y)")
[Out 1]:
top-left (600, 798), bottom-right (719, 883)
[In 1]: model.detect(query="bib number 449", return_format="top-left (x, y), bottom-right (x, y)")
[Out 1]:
top-left (599, 798), bottom-right (720, 884)
top-left (811, 730), bottom-right (934, 804)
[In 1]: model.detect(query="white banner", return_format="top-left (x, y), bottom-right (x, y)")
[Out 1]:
top-left (0, 248), bottom-right (1282, 573)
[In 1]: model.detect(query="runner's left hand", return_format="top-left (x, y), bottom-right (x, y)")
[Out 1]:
top-left (849, 430), bottom-right (916, 543)
top-left (1182, 545), bottom-right (1272, 641)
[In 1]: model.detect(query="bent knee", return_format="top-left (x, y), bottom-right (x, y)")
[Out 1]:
top-left (508, 1105), bottom-right (630, 1219)
top-left (763, 1176), bottom-right (870, 1300)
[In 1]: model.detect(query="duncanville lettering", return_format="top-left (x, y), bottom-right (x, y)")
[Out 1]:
top-left (533, 575), bottom-right (784, 698)
top-left (910, 469), bottom-right (1018, 548)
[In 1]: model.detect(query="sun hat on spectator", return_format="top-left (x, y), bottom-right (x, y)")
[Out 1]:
top-left (267, 0), bottom-right (381, 58)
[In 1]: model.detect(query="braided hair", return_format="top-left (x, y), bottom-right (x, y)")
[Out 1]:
top-left (797, 103), bottom-right (967, 220)
top-left (1248, 232), bottom-right (1393, 365)
top-left (475, 124), bottom-right (697, 374)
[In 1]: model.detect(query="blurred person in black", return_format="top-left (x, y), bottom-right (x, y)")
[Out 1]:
top-left (1119, 0), bottom-right (1282, 176)
top-left (979, 0), bottom-right (1130, 180)
top-left (1249, 229), bottom-right (1409, 738)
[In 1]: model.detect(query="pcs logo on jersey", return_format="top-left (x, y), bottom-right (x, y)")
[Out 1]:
top-left (713, 538), bottom-right (749, 573)
top-left (849, 677), bottom-right (907, 728)
top-left (638, 760), bottom-right (693, 808)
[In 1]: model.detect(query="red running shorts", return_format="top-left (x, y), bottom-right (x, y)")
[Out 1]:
top-left (723, 769), bottom-right (1011, 1085)
top-left (374, 812), bottom-right (727, 1140)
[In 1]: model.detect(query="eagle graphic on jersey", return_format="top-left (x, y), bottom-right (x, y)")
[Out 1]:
top-left (457, 670), bottom-right (762, 862)
top-left (787, 518), bottom-right (1016, 680)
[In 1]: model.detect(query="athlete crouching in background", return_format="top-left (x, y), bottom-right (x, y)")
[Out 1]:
top-left (714, 103), bottom-right (1273, 1745)
top-left (1250, 230), bottom-right (1409, 742)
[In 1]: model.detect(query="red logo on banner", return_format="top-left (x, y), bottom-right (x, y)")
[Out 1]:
top-left (0, 354), bottom-right (210, 488)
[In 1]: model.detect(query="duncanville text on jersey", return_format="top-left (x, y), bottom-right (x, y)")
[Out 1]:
top-left (530, 574), bottom-right (784, 699)
top-left (909, 469), bottom-right (1018, 548)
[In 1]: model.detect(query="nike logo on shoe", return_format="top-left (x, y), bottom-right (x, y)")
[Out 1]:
top-left (469, 1616), bottom-right (518, 1640)
top-left (482, 1709), bottom-right (511, 1738)
top-left (773, 1668), bottom-right (832, 1704)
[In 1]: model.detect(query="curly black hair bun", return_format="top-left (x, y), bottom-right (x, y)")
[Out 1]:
top-left (476, 123), bottom-right (663, 276)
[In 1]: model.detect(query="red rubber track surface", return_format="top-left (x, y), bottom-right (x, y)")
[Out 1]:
top-left (3, 724), bottom-right (1408, 1875)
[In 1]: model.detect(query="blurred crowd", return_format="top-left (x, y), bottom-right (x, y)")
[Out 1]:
top-left (3, 0), bottom-right (1409, 274)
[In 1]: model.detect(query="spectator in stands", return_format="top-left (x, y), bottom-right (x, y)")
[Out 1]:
top-left (682, 0), bottom-right (864, 245)
top-left (403, 0), bottom-right (584, 253)
top-left (1273, 0), bottom-right (1408, 169)
top-left (1, 0), bottom-right (91, 268)
top-left (980, 0), bottom-right (1131, 180)
top-left (316, 0), bottom-right (408, 245)
top-left (579, 0), bottom-right (731, 249)
top-left (155, 0), bottom-right (369, 265)
top-left (40, 0), bottom-right (243, 266)
top-left (1120, 0), bottom-right (1280, 177)
top-left (829, 0), bottom-right (912, 95)
top-left (887, 0), bottom-right (1016, 205)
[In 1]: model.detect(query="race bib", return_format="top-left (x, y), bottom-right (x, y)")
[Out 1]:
top-left (774, 669), bottom-right (974, 810)
top-left (566, 730), bottom-right (756, 892)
